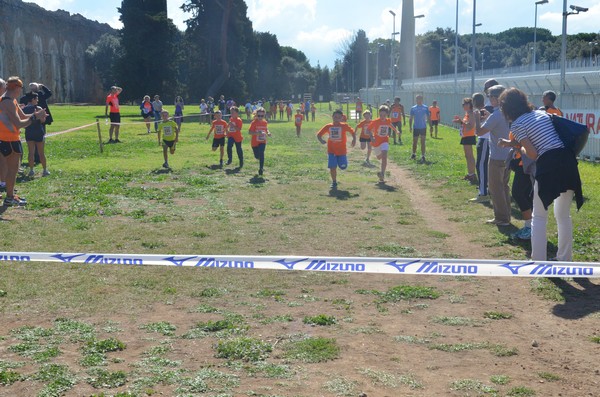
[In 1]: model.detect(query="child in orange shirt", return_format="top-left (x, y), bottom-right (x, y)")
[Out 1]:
top-left (206, 110), bottom-right (228, 167)
top-left (317, 109), bottom-right (356, 189)
top-left (248, 107), bottom-right (271, 176)
top-left (356, 110), bottom-right (373, 165)
top-left (294, 109), bottom-right (304, 137)
top-left (429, 100), bottom-right (441, 138)
top-left (369, 105), bottom-right (397, 183)
top-left (226, 106), bottom-right (244, 168)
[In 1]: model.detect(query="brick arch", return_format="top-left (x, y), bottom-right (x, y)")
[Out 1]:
top-left (48, 38), bottom-right (61, 98)
top-left (62, 40), bottom-right (74, 102)
top-left (13, 28), bottom-right (26, 76)
top-left (32, 34), bottom-right (43, 80)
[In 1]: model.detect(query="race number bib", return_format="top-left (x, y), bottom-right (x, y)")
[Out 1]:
top-left (329, 127), bottom-right (342, 141)
top-left (257, 127), bottom-right (267, 142)
top-left (295, 116), bottom-right (302, 123)
top-left (378, 126), bottom-right (389, 137)
top-left (392, 112), bottom-right (399, 118)
top-left (228, 123), bottom-right (237, 132)
top-left (215, 125), bottom-right (224, 135)
top-left (163, 126), bottom-right (173, 137)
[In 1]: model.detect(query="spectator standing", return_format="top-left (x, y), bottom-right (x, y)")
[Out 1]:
top-left (22, 93), bottom-right (49, 177)
top-left (0, 77), bottom-right (46, 206)
top-left (453, 98), bottom-right (477, 184)
top-left (104, 86), bottom-right (123, 143)
top-left (152, 95), bottom-right (163, 132)
top-left (476, 85), bottom-right (512, 226)
top-left (174, 96), bottom-right (184, 129)
top-left (499, 88), bottom-right (583, 261)
top-left (429, 100), bottom-right (441, 138)
top-left (409, 95), bottom-right (430, 163)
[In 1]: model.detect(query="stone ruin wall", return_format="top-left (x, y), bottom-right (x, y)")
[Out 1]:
top-left (0, 0), bottom-right (116, 103)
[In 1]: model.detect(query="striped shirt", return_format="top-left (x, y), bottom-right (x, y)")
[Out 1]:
top-left (511, 110), bottom-right (563, 157)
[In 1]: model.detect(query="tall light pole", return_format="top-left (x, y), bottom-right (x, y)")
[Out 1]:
top-left (412, 14), bottom-right (425, 96)
top-left (481, 52), bottom-right (484, 75)
top-left (365, 49), bottom-right (370, 106)
top-left (560, 3), bottom-right (588, 107)
top-left (589, 42), bottom-right (598, 66)
top-left (375, 44), bottom-right (383, 88)
top-left (533, 0), bottom-right (549, 72)
top-left (470, 0), bottom-right (478, 95)
top-left (439, 38), bottom-right (448, 77)
top-left (389, 10), bottom-right (399, 99)
top-left (454, 0), bottom-right (459, 94)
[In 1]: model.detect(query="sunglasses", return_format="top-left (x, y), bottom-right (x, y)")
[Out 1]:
top-left (257, 114), bottom-right (265, 118)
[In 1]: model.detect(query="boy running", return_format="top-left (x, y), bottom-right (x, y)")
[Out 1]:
top-left (369, 105), bottom-right (397, 183)
top-left (206, 109), bottom-right (228, 167)
top-left (429, 100), bottom-right (441, 138)
top-left (355, 110), bottom-right (373, 165)
top-left (157, 110), bottom-right (179, 169)
top-left (390, 97), bottom-right (405, 144)
top-left (294, 109), bottom-right (304, 137)
top-left (317, 109), bottom-right (356, 189)
top-left (248, 107), bottom-right (271, 176)
top-left (226, 106), bottom-right (244, 168)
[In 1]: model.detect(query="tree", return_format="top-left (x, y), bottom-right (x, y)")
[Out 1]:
top-left (86, 34), bottom-right (123, 91)
top-left (117, 0), bottom-right (179, 101)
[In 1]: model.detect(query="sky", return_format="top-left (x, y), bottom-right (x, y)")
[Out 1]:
top-left (31, 0), bottom-right (600, 69)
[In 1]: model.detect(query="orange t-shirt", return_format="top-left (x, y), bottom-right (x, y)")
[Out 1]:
top-left (390, 104), bottom-right (404, 123)
top-left (249, 119), bottom-right (269, 147)
top-left (429, 106), bottom-right (440, 121)
top-left (210, 119), bottom-right (228, 138)
top-left (295, 114), bottom-right (303, 126)
top-left (106, 93), bottom-right (120, 113)
top-left (368, 118), bottom-right (395, 147)
top-left (356, 101), bottom-right (363, 112)
top-left (356, 119), bottom-right (372, 140)
top-left (546, 107), bottom-right (563, 116)
top-left (317, 122), bottom-right (355, 156)
top-left (228, 117), bottom-right (243, 142)
top-left (460, 113), bottom-right (475, 137)
top-left (0, 98), bottom-right (20, 141)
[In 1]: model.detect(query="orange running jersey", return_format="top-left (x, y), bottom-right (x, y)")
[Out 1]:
top-left (249, 119), bottom-right (269, 147)
top-left (211, 119), bottom-right (228, 138)
top-left (228, 117), bottom-right (243, 142)
top-left (429, 106), bottom-right (440, 121)
top-left (460, 113), bottom-right (475, 137)
top-left (390, 104), bottom-right (404, 123)
top-left (368, 118), bottom-right (395, 147)
top-left (317, 122), bottom-right (355, 156)
top-left (356, 119), bottom-right (372, 140)
top-left (295, 114), bottom-right (304, 126)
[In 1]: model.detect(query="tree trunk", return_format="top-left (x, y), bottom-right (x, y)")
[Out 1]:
top-left (206, 0), bottom-right (232, 98)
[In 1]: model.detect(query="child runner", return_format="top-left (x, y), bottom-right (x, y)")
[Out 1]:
top-left (157, 110), bottom-right (179, 169)
top-left (311, 101), bottom-right (316, 122)
top-left (286, 101), bottom-right (293, 121)
top-left (317, 109), bottom-right (356, 189)
top-left (390, 97), bottom-right (405, 144)
top-left (206, 109), bottom-right (228, 167)
top-left (226, 106), bottom-right (244, 168)
top-left (248, 107), bottom-right (271, 176)
top-left (355, 110), bottom-right (373, 165)
top-left (369, 105), bottom-right (397, 183)
top-left (429, 100), bottom-right (441, 138)
top-left (22, 93), bottom-right (49, 177)
top-left (294, 109), bottom-right (304, 137)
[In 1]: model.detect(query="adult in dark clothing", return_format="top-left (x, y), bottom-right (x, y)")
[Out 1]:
top-left (20, 83), bottom-right (53, 164)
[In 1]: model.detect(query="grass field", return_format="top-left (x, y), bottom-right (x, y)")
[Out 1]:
top-left (0, 103), bottom-right (599, 396)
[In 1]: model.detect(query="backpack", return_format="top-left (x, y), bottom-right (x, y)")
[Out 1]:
top-left (548, 114), bottom-right (590, 156)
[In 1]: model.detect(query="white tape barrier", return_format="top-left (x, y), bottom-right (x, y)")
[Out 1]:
top-left (1, 252), bottom-right (599, 278)
top-left (106, 112), bottom-right (224, 126)
top-left (20, 122), bottom-right (99, 143)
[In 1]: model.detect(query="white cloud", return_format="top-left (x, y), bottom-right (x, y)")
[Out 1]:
top-left (540, 2), bottom-right (600, 35)
top-left (247, 0), bottom-right (316, 29)
top-left (29, 0), bottom-right (74, 11)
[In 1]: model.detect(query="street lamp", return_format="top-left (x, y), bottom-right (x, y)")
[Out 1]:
top-left (439, 38), bottom-right (448, 77)
top-left (533, 0), bottom-right (549, 72)
top-left (413, 14), bottom-right (425, 95)
top-left (375, 44), bottom-right (384, 88)
top-left (470, 20), bottom-right (482, 95)
top-left (470, 0), bottom-right (480, 94)
top-left (454, 0), bottom-right (459, 94)
top-left (366, 49), bottom-right (370, 106)
top-left (389, 10), bottom-right (399, 99)
top-left (480, 52), bottom-right (484, 75)
top-left (589, 42), bottom-right (598, 66)
top-left (560, 2), bottom-right (588, 106)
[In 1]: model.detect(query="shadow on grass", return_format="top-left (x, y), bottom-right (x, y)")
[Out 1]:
top-left (551, 278), bottom-right (600, 319)
top-left (328, 188), bottom-right (359, 200)
top-left (207, 164), bottom-right (223, 171)
top-left (225, 167), bottom-right (242, 175)
top-left (151, 168), bottom-right (172, 175)
top-left (249, 175), bottom-right (266, 185)
top-left (376, 182), bottom-right (397, 192)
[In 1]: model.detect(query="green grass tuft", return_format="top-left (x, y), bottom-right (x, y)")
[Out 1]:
top-left (283, 337), bottom-right (340, 363)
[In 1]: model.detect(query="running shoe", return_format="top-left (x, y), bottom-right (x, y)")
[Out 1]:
top-left (42, 170), bottom-right (50, 177)
top-left (511, 226), bottom-right (531, 240)
top-left (27, 170), bottom-right (35, 177)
